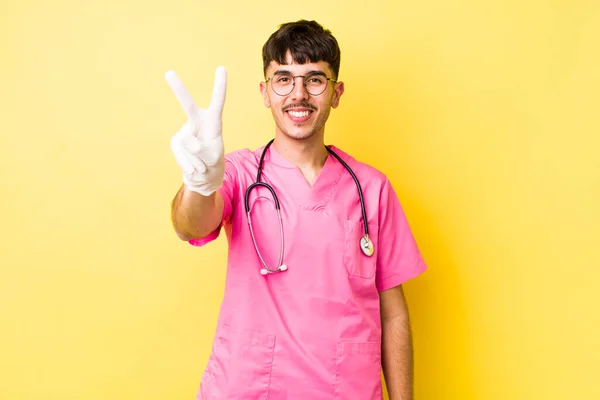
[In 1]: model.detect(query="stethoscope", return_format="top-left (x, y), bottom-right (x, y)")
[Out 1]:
top-left (244, 139), bottom-right (374, 275)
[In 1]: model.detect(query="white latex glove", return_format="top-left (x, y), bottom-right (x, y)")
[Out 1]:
top-left (165, 67), bottom-right (227, 196)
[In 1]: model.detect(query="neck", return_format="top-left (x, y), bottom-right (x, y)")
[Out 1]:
top-left (272, 134), bottom-right (329, 170)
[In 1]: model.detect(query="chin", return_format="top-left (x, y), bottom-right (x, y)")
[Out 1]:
top-left (274, 122), bottom-right (314, 141)
top-left (278, 121), bottom-right (325, 141)
top-left (282, 130), bottom-right (317, 141)
top-left (287, 129), bottom-right (313, 139)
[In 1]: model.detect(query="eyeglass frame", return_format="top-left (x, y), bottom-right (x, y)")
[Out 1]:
top-left (265, 71), bottom-right (338, 96)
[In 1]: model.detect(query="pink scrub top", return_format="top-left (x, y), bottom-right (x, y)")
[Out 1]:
top-left (190, 144), bottom-right (427, 400)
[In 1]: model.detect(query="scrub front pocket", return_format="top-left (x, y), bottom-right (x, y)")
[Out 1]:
top-left (200, 324), bottom-right (275, 400)
top-left (344, 220), bottom-right (379, 279)
top-left (333, 341), bottom-right (383, 400)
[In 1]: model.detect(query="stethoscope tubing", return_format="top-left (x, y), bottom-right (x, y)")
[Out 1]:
top-left (244, 139), bottom-right (370, 274)
top-left (324, 146), bottom-right (369, 238)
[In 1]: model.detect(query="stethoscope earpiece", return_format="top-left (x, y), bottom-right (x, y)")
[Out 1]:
top-left (260, 264), bottom-right (288, 275)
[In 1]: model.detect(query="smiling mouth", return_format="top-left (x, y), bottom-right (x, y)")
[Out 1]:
top-left (287, 110), bottom-right (312, 118)
top-left (285, 109), bottom-right (314, 123)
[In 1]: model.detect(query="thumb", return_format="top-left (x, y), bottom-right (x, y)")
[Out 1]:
top-left (209, 66), bottom-right (227, 115)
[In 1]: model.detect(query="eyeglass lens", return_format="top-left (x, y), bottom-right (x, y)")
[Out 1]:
top-left (271, 73), bottom-right (329, 96)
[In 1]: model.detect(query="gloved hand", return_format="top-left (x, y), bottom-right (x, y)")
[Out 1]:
top-left (165, 67), bottom-right (227, 196)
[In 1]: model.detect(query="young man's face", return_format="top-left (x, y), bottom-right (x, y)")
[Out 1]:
top-left (260, 52), bottom-right (344, 142)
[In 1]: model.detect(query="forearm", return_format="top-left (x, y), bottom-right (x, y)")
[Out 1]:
top-left (170, 184), bottom-right (223, 240)
top-left (381, 314), bottom-right (414, 400)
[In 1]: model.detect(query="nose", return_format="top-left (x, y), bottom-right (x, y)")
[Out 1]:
top-left (290, 76), bottom-right (309, 100)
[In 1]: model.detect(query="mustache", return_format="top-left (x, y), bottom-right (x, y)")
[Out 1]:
top-left (283, 103), bottom-right (317, 112)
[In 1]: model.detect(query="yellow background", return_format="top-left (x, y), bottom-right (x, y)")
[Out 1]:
top-left (1, 0), bottom-right (599, 399)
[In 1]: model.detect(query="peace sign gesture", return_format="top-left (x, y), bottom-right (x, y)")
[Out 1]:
top-left (166, 67), bottom-right (227, 196)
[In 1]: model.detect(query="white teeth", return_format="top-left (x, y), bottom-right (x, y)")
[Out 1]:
top-left (288, 110), bottom-right (310, 118)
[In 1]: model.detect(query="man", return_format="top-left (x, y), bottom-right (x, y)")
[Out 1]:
top-left (167, 20), bottom-right (427, 400)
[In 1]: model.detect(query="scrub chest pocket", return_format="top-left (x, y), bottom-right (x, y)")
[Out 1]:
top-left (200, 325), bottom-right (275, 400)
top-left (344, 220), bottom-right (379, 279)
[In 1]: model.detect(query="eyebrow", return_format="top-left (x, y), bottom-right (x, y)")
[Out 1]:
top-left (273, 69), bottom-right (327, 77)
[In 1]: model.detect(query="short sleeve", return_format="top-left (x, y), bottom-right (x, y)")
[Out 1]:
top-left (188, 158), bottom-right (237, 247)
top-left (375, 178), bottom-right (427, 292)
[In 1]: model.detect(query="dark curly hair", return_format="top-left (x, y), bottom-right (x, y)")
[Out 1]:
top-left (262, 20), bottom-right (341, 79)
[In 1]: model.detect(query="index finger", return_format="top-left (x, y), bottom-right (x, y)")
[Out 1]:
top-left (165, 71), bottom-right (201, 121)
top-left (209, 66), bottom-right (227, 114)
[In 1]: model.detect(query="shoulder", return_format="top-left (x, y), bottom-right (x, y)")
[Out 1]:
top-left (328, 144), bottom-right (389, 188)
top-left (224, 147), bottom-right (259, 166)
top-left (222, 145), bottom-right (279, 187)
top-left (223, 146), bottom-right (265, 176)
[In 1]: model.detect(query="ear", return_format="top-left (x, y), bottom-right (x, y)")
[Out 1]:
top-left (331, 81), bottom-right (345, 109)
top-left (260, 81), bottom-right (271, 108)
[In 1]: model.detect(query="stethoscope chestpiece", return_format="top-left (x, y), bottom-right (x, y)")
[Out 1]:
top-left (360, 235), bottom-right (374, 257)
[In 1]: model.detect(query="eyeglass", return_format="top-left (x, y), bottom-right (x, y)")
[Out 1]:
top-left (266, 71), bottom-right (337, 96)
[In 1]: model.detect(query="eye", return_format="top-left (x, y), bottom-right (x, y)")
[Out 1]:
top-left (306, 75), bottom-right (326, 84)
top-left (275, 75), bottom-right (292, 83)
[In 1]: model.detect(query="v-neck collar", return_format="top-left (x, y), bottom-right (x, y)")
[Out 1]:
top-left (261, 143), bottom-right (346, 208)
